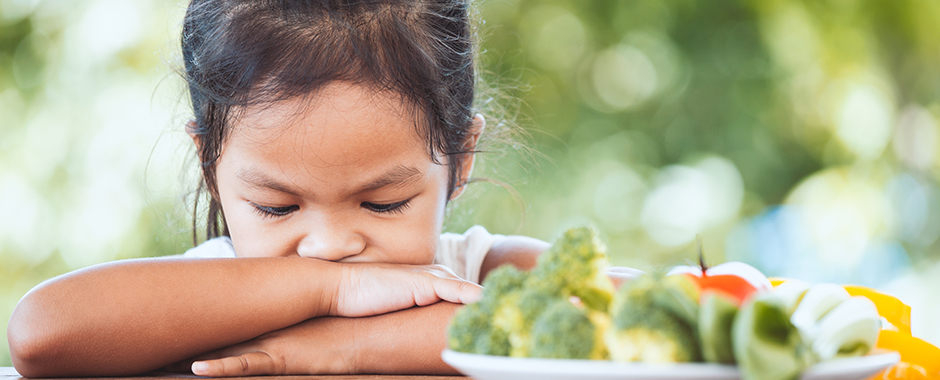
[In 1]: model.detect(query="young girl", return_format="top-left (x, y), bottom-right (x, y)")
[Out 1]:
top-left (7, 0), bottom-right (555, 377)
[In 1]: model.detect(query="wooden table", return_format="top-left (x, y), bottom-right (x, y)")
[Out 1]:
top-left (0, 367), bottom-right (464, 379)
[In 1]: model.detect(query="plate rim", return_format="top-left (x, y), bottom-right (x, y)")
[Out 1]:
top-left (441, 349), bottom-right (900, 379)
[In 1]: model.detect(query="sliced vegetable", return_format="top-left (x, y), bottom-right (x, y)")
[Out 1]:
top-left (771, 279), bottom-right (810, 316)
top-left (843, 285), bottom-right (911, 335)
top-left (811, 296), bottom-right (880, 360)
top-left (668, 237), bottom-right (770, 307)
top-left (733, 293), bottom-right (812, 380)
top-left (699, 291), bottom-right (738, 364)
top-left (789, 283), bottom-right (850, 343)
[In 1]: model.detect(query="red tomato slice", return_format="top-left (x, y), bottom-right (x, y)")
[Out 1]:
top-left (683, 273), bottom-right (758, 306)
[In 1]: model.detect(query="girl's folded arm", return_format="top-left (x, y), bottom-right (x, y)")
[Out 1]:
top-left (181, 301), bottom-right (464, 377)
top-left (7, 257), bottom-right (480, 377)
top-left (479, 235), bottom-right (551, 281)
top-left (7, 257), bottom-right (339, 377)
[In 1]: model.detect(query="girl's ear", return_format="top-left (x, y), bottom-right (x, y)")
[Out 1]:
top-left (186, 119), bottom-right (203, 152)
top-left (450, 114), bottom-right (486, 201)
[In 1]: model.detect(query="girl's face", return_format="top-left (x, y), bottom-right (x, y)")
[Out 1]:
top-left (210, 82), bottom-right (463, 264)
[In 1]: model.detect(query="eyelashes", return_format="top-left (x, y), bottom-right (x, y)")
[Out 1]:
top-left (251, 204), bottom-right (299, 219)
top-left (360, 198), bottom-right (412, 215)
top-left (250, 198), bottom-right (413, 218)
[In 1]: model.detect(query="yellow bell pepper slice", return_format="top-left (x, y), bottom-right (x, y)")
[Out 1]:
top-left (843, 285), bottom-right (911, 335)
top-left (837, 285), bottom-right (937, 379)
top-left (874, 330), bottom-right (940, 379)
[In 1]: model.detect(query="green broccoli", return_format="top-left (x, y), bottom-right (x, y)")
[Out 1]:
top-left (503, 286), bottom-right (558, 357)
top-left (447, 301), bottom-right (493, 354)
top-left (530, 227), bottom-right (614, 313)
top-left (473, 320), bottom-right (511, 356)
top-left (446, 300), bottom-right (514, 356)
top-left (496, 227), bottom-right (615, 357)
top-left (529, 299), bottom-right (608, 360)
top-left (446, 263), bottom-right (561, 358)
top-left (607, 307), bottom-right (700, 363)
top-left (606, 274), bottom-right (702, 363)
top-left (483, 265), bottom-right (528, 356)
top-left (448, 264), bottom-right (529, 356)
top-left (480, 264), bottom-right (528, 308)
top-left (447, 227), bottom-right (618, 359)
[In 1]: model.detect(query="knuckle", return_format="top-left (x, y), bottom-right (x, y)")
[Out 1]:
top-left (269, 351), bottom-right (287, 375)
top-left (238, 355), bottom-right (251, 373)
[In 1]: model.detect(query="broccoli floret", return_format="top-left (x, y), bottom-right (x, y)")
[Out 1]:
top-left (606, 274), bottom-right (702, 363)
top-left (447, 227), bottom-right (620, 359)
top-left (610, 274), bottom-right (700, 329)
top-left (474, 320), bottom-right (511, 356)
top-left (483, 265), bottom-right (528, 331)
top-left (447, 302), bottom-right (492, 354)
top-left (530, 227), bottom-right (614, 313)
top-left (529, 299), bottom-right (608, 360)
top-left (607, 307), bottom-right (700, 363)
top-left (448, 265), bottom-right (526, 356)
top-left (502, 286), bottom-right (558, 357)
top-left (480, 265), bottom-right (528, 355)
top-left (447, 301), bottom-right (513, 356)
top-left (480, 265), bottom-right (529, 307)
top-left (655, 274), bottom-right (700, 327)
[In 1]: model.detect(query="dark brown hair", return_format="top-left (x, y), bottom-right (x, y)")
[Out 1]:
top-left (182, 0), bottom-right (480, 242)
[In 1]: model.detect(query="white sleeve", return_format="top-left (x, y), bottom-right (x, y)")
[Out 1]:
top-left (182, 236), bottom-right (237, 258)
top-left (434, 225), bottom-right (506, 284)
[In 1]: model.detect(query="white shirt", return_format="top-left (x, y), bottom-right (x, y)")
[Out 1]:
top-left (182, 225), bottom-right (504, 284)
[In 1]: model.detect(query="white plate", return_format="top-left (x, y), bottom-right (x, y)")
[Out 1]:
top-left (441, 349), bottom-right (900, 380)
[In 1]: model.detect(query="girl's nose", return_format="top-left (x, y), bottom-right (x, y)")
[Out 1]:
top-left (295, 219), bottom-right (366, 262)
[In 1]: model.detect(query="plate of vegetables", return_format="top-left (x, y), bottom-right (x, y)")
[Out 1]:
top-left (444, 227), bottom-right (915, 380)
top-left (441, 349), bottom-right (899, 380)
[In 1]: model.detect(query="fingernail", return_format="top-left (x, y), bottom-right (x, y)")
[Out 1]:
top-left (192, 362), bottom-right (209, 374)
top-left (465, 288), bottom-right (482, 303)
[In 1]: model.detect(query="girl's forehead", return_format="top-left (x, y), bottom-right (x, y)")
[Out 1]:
top-left (232, 83), bottom-right (416, 136)
top-left (222, 82), bottom-right (433, 174)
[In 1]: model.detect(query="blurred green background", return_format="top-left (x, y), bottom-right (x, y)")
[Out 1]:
top-left (2, 0), bottom-right (940, 366)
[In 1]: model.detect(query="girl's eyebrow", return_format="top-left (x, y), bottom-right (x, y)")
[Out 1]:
top-left (353, 165), bottom-right (422, 195)
top-left (236, 168), bottom-right (300, 196)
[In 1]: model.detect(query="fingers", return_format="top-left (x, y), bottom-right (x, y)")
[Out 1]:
top-left (334, 263), bottom-right (484, 317)
top-left (192, 351), bottom-right (284, 377)
top-left (607, 266), bottom-right (645, 289)
top-left (428, 272), bottom-right (483, 305)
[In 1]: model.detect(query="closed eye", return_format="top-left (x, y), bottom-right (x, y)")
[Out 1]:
top-left (251, 203), bottom-right (299, 219)
top-left (361, 198), bottom-right (412, 214)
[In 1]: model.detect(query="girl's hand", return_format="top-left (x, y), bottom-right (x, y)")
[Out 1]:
top-left (331, 263), bottom-right (482, 317)
top-left (172, 302), bottom-right (464, 377)
top-left (607, 266), bottom-right (645, 289)
top-left (170, 316), bottom-right (360, 377)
